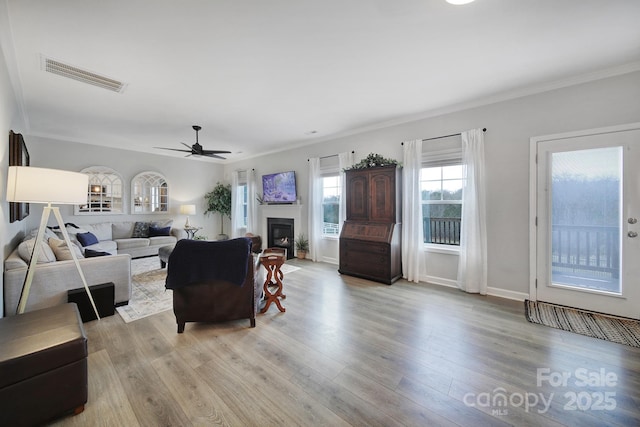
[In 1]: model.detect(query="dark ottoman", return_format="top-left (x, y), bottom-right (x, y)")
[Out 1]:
top-left (0, 303), bottom-right (88, 426)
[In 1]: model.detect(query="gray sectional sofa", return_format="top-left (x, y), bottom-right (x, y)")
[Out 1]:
top-left (66, 220), bottom-right (184, 258)
top-left (3, 220), bottom-right (185, 315)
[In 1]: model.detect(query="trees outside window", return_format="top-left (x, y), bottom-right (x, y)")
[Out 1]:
top-left (322, 175), bottom-right (340, 236)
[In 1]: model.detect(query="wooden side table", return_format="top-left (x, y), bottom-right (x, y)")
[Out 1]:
top-left (260, 251), bottom-right (286, 313)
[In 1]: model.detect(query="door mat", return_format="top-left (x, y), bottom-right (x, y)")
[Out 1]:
top-left (525, 300), bottom-right (640, 348)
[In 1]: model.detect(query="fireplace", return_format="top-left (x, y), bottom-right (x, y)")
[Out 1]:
top-left (267, 217), bottom-right (294, 259)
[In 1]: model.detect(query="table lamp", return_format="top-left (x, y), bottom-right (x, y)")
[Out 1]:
top-left (6, 166), bottom-right (100, 318)
top-left (180, 204), bottom-right (196, 227)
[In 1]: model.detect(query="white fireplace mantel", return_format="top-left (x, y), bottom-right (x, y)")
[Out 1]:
top-left (258, 204), bottom-right (302, 241)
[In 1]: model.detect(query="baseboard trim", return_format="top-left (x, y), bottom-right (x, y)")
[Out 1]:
top-left (487, 287), bottom-right (528, 301)
top-left (421, 275), bottom-right (527, 301)
top-left (422, 275), bottom-right (458, 288)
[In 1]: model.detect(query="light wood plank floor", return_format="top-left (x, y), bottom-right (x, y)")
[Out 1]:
top-left (50, 259), bottom-right (640, 426)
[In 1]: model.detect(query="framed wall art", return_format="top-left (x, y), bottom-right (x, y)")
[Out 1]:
top-left (9, 130), bottom-right (30, 222)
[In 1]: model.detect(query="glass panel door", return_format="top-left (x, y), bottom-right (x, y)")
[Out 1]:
top-left (535, 126), bottom-right (640, 319)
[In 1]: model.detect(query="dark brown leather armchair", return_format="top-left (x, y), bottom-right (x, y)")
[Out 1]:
top-left (165, 238), bottom-right (262, 333)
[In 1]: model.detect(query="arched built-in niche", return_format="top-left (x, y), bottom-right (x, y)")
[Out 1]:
top-left (75, 166), bottom-right (124, 215)
top-left (131, 171), bottom-right (169, 214)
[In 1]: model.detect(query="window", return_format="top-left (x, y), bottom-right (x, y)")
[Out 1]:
top-left (322, 174), bottom-right (341, 236)
top-left (421, 164), bottom-right (463, 245)
top-left (238, 182), bottom-right (248, 228)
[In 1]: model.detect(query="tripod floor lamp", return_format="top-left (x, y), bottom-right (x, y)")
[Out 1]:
top-left (6, 166), bottom-right (100, 318)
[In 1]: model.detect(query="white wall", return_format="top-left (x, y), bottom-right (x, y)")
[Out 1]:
top-left (23, 136), bottom-right (225, 241)
top-left (226, 70), bottom-right (640, 298)
top-left (0, 8), bottom-right (27, 316)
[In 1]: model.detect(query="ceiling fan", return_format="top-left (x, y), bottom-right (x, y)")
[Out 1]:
top-left (156, 125), bottom-right (231, 159)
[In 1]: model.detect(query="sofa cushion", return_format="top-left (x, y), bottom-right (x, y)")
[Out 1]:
top-left (148, 236), bottom-right (177, 246)
top-left (132, 222), bottom-right (150, 238)
top-left (48, 238), bottom-right (84, 261)
top-left (76, 231), bottom-right (99, 247)
top-left (83, 222), bottom-right (112, 241)
top-left (115, 238), bottom-right (150, 250)
top-left (149, 225), bottom-right (171, 237)
top-left (18, 238), bottom-right (57, 264)
top-left (112, 222), bottom-right (135, 239)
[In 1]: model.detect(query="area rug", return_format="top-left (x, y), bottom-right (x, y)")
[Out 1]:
top-left (525, 300), bottom-right (640, 348)
top-left (116, 257), bottom-right (172, 323)
top-left (116, 257), bottom-right (302, 323)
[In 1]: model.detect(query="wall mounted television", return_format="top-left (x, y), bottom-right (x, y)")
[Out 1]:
top-left (262, 171), bottom-right (297, 204)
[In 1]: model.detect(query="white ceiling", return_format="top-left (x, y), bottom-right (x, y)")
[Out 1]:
top-left (3, 0), bottom-right (640, 162)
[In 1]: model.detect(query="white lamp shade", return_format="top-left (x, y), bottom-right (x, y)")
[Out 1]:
top-left (180, 204), bottom-right (196, 215)
top-left (6, 166), bottom-right (89, 204)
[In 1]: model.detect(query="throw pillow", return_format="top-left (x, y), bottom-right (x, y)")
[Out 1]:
top-left (76, 231), bottom-right (99, 247)
top-left (48, 237), bottom-right (84, 261)
top-left (132, 221), bottom-right (150, 238)
top-left (84, 249), bottom-right (111, 257)
top-left (17, 238), bottom-right (57, 264)
top-left (151, 219), bottom-right (173, 229)
top-left (149, 225), bottom-right (171, 237)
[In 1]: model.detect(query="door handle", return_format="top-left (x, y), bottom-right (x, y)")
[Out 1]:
top-left (628, 231), bottom-right (638, 238)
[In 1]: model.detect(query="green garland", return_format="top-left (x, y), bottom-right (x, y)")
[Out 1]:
top-left (346, 153), bottom-right (399, 170)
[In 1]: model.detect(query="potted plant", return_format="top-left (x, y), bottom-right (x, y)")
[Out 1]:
top-left (204, 182), bottom-right (232, 240)
top-left (295, 233), bottom-right (309, 259)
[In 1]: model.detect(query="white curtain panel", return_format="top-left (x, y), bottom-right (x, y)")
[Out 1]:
top-left (338, 151), bottom-right (354, 234)
top-left (401, 139), bottom-right (423, 283)
top-left (308, 157), bottom-right (323, 262)
top-left (457, 128), bottom-right (488, 294)
top-left (246, 169), bottom-right (257, 234)
top-left (230, 170), bottom-right (244, 238)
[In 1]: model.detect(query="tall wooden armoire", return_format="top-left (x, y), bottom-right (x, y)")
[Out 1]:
top-left (339, 164), bottom-right (402, 284)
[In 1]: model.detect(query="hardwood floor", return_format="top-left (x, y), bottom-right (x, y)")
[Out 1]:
top-left (50, 259), bottom-right (640, 426)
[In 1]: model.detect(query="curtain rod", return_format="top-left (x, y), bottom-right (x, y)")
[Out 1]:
top-left (401, 128), bottom-right (487, 145)
top-left (308, 150), bottom-right (354, 161)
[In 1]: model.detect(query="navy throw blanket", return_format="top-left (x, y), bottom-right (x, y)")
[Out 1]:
top-left (165, 238), bottom-right (251, 289)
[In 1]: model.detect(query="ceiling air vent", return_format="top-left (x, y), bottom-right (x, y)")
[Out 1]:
top-left (41, 56), bottom-right (126, 93)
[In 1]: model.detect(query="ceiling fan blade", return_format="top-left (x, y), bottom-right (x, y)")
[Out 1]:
top-left (201, 149), bottom-right (231, 155)
top-left (155, 147), bottom-right (193, 153)
top-left (181, 142), bottom-right (193, 150)
top-left (202, 153), bottom-right (227, 159)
